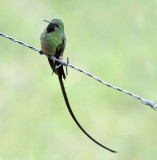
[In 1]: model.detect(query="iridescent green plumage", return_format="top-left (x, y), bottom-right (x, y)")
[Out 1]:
top-left (40, 19), bottom-right (66, 79)
top-left (40, 19), bottom-right (66, 56)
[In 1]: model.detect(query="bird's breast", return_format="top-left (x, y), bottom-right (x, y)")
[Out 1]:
top-left (40, 32), bottom-right (62, 56)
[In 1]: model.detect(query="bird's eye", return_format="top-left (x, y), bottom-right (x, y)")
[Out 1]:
top-left (55, 24), bottom-right (60, 28)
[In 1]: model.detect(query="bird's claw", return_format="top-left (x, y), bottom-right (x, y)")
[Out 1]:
top-left (39, 50), bottom-right (44, 55)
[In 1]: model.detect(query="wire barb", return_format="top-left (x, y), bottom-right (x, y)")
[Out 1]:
top-left (0, 33), bottom-right (157, 111)
top-left (66, 57), bottom-right (69, 76)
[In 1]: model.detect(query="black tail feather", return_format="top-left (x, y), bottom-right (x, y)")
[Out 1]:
top-left (48, 57), bottom-right (55, 72)
top-left (48, 57), bottom-right (66, 79)
top-left (58, 74), bottom-right (116, 153)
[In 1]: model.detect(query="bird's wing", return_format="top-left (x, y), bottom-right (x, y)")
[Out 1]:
top-left (48, 35), bottom-right (66, 79)
top-left (55, 35), bottom-right (66, 58)
top-left (55, 36), bottom-right (66, 79)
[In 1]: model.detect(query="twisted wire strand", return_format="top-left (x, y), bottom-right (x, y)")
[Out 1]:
top-left (0, 33), bottom-right (156, 110)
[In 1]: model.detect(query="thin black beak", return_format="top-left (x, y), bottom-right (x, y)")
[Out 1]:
top-left (43, 20), bottom-right (51, 23)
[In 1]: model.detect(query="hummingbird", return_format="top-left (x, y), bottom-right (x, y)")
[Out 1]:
top-left (40, 19), bottom-right (116, 153)
top-left (40, 19), bottom-right (66, 79)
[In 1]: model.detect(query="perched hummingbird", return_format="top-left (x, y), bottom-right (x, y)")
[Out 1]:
top-left (40, 19), bottom-right (116, 153)
top-left (40, 19), bottom-right (66, 79)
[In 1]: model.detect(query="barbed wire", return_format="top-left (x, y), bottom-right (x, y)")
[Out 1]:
top-left (0, 33), bottom-right (157, 110)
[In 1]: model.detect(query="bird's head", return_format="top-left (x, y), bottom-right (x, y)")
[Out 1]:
top-left (43, 19), bottom-right (64, 33)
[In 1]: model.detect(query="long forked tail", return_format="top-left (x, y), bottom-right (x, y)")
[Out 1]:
top-left (58, 73), bottom-right (117, 153)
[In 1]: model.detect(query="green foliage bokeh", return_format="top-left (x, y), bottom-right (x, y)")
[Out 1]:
top-left (0, 0), bottom-right (157, 159)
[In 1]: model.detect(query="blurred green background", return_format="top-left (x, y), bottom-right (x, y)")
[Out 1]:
top-left (0, 0), bottom-right (157, 159)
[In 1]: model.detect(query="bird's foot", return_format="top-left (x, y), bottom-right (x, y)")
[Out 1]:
top-left (39, 50), bottom-right (44, 55)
